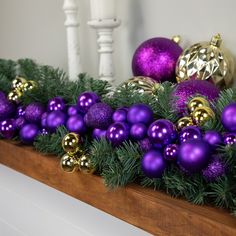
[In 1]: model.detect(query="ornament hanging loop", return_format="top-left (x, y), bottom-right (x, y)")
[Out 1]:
top-left (172, 35), bottom-right (181, 44)
top-left (210, 34), bottom-right (222, 48)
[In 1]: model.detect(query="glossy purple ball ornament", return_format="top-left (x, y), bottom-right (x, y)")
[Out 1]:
top-left (77, 92), bottom-right (100, 113)
top-left (67, 105), bottom-right (79, 116)
top-left (15, 117), bottom-right (27, 129)
top-left (138, 138), bottom-right (152, 152)
top-left (46, 111), bottom-right (66, 132)
top-left (203, 131), bottom-right (222, 149)
top-left (25, 103), bottom-right (45, 123)
top-left (221, 103), bottom-right (236, 132)
top-left (141, 150), bottom-right (167, 178)
top-left (112, 108), bottom-right (127, 122)
top-left (223, 133), bottom-right (236, 146)
top-left (106, 122), bottom-right (129, 146)
top-left (130, 123), bottom-right (147, 140)
top-left (0, 99), bottom-right (15, 120)
top-left (132, 37), bottom-right (182, 83)
top-left (127, 104), bottom-right (153, 125)
top-left (20, 124), bottom-right (40, 144)
top-left (66, 114), bottom-right (86, 134)
top-left (164, 144), bottom-right (179, 161)
top-left (16, 106), bottom-right (26, 117)
top-left (0, 119), bottom-right (16, 139)
top-left (47, 97), bottom-right (66, 112)
top-left (178, 139), bottom-right (211, 173)
top-left (92, 128), bottom-right (107, 140)
top-left (179, 126), bottom-right (202, 143)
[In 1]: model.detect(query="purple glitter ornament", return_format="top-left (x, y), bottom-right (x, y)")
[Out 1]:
top-left (172, 80), bottom-right (220, 114)
top-left (92, 128), bottom-right (107, 140)
top-left (16, 106), bottom-right (26, 117)
top-left (85, 102), bottom-right (113, 129)
top-left (127, 104), bottom-right (153, 125)
top-left (25, 103), bottom-right (45, 123)
top-left (112, 108), bottom-right (127, 122)
top-left (41, 112), bottom-right (48, 128)
top-left (223, 133), bottom-right (236, 146)
top-left (203, 131), bottom-right (222, 149)
top-left (67, 105), bottom-right (79, 116)
top-left (77, 92), bottom-right (100, 113)
top-left (106, 122), bottom-right (129, 146)
top-left (130, 123), bottom-right (147, 140)
top-left (178, 139), bottom-right (211, 173)
top-left (20, 124), bottom-right (40, 144)
top-left (164, 144), bottom-right (179, 161)
top-left (138, 138), bottom-right (152, 152)
top-left (15, 117), bottom-right (27, 129)
top-left (66, 114), bottom-right (86, 134)
top-left (46, 111), bottom-right (66, 132)
top-left (141, 150), bottom-right (167, 178)
top-left (47, 97), bottom-right (66, 112)
top-left (221, 103), bottom-right (236, 132)
top-left (132, 37), bottom-right (182, 83)
top-left (179, 126), bottom-right (202, 143)
top-left (0, 119), bottom-right (16, 139)
top-left (0, 99), bottom-right (15, 120)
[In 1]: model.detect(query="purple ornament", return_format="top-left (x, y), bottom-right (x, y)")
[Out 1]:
top-left (85, 102), bottom-right (113, 129)
top-left (67, 105), bottom-right (79, 116)
top-left (15, 117), bottom-right (27, 129)
top-left (132, 37), bottom-right (182, 83)
top-left (127, 104), bottom-right (153, 125)
top-left (179, 126), bottom-right (202, 143)
top-left (112, 108), bottom-right (127, 122)
top-left (25, 103), bottom-right (45, 123)
top-left (130, 123), bottom-right (147, 140)
top-left (203, 131), bottom-right (222, 149)
top-left (40, 128), bottom-right (49, 136)
top-left (16, 106), bottom-right (26, 117)
top-left (141, 150), bottom-right (167, 178)
top-left (164, 144), bottom-right (179, 161)
top-left (0, 91), bottom-right (6, 100)
top-left (77, 92), bottom-right (100, 113)
top-left (138, 138), bottom-right (152, 152)
top-left (20, 124), bottom-right (40, 144)
top-left (223, 133), bottom-right (236, 146)
top-left (221, 103), bottom-right (236, 132)
top-left (172, 80), bottom-right (220, 114)
top-left (46, 111), bottom-right (66, 132)
top-left (178, 139), bottom-right (211, 173)
top-left (0, 119), bottom-right (16, 139)
top-left (41, 112), bottom-right (48, 128)
top-left (66, 114), bottom-right (86, 134)
top-left (47, 97), bottom-right (66, 112)
top-left (106, 122), bottom-right (129, 146)
top-left (0, 99), bottom-right (15, 120)
top-left (92, 128), bottom-right (107, 140)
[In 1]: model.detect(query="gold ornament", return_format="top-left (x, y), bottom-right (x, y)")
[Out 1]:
top-left (12, 76), bottom-right (26, 91)
top-left (60, 153), bottom-right (79, 173)
top-left (62, 133), bottom-right (82, 155)
top-left (176, 34), bottom-right (235, 88)
top-left (172, 35), bottom-right (181, 44)
top-left (78, 154), bottom-right (95, 174)
top-left (8, 90), bottom-right (23, 102)
top-left (23, 80), bottom-right (37, 92)
top-left (177, 117), bottom-right (194, 130)
top-left (187, 97), bottom-right (210, 114)
top-left (192, 106), bottom-right (215, 125)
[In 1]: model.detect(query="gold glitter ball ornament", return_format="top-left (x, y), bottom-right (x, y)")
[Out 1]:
top-left (62, 133), bottom-right (82, 155)
top-left (12, 76), bottom-right (26, 91)
top-left (23, 80), bottom-right (38, 92)
top-left (176, 34), bottom-right (235, 88)
top-left (177, 117), bottom-right (194, 130)
top-left (8, 90), bottom-right (23, 102)
top-left (60, 153), bottom-right (79, 173)
top-left (187, 97), bottom-right (210, 114)
top-left (78, 154), bottom-right (95, 174)
top-left (192, 106), bottom-right (215, 125)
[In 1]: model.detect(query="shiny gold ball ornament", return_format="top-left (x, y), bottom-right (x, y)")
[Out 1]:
top-left (176, 34), bottom-right (235, 88)
top-left (177, 117), bottom-right (194, 130)
top-left (60, 153), bottom-right (79, 173)
top-left (12, 76), bottom-right (26, 91)
top-left (8, 90), bottom-right (23, 102)
top-left (23, 80), bottom-right (38, 92)
top-left (192, 106), bottom-right (215, 125)
top-left (187, 97), bottom-right (210, 114)
top-left (78, 154), bottom-right (95, 174)
top-left (62, 133), bottom-right (82, 155)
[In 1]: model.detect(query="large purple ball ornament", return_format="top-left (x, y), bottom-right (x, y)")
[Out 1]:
top-left (164, 144), bottom-right (179, 161)
top-left (20, 124), bottom-right (40, 144)
top-left (77, 92), bottom-right (100, 113)
top-left (92, 128), bottom-right (107, 140)
top-left (221, 103), bottom-right (236, 132)
top-left (179, 126), bottom-right (202, 143)
top-left (25, 103), bottom-right (45, 123)
top-left (138, 138), bottom-right (152, 152)
top-left (112, 108), bottom-right (127, 122)
top-left (106, 122), bottom-right (129, 146)
top-left (47, 97), bottom-right (66, 112)
top-left (172, 80), bottom-right (220, 114)
top-left (132, 37), bottom-right (182, 83)
top-left (178, 139), bottom-right (211, 173)
top-left (15, 117), bottom-right (27, 129)
top-left (127, 104), bottom-right (153, 125)
top-left (223, 133), bottom-right (236, 146)
top-left (46, 111), bottom-right (66, 132)
top-left (203, 131), bottom-right (222, 149)
top-left (141, 150), bottom-right (167, 178)
top-left (66, 114), bottom-right (86, 134)
top-left (0, 99), bottom-right (15, 120)
top-left (130, 123), bottom-right (147, 140)
top-left (16, 106), bottom-right (26, 117)
top-left (0, 119), bottom-right (16, 139)
top-left (67, 105), bottom-right (79, 116)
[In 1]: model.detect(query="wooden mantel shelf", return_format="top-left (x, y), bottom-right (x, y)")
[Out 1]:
top-left (0, 140), bottom-right (236, 236)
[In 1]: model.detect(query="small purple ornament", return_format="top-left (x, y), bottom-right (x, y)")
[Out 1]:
top-left (15, 117), bottom-right (27, 129)
top-left (46, 111), bottom-right (66, 132)
top-left (25, 103), bottom-right (45, 123)
top-left (66, 114), bottom-right (86, 134)
top-left (164, 144), bottom-right (179, 161)
top-left (16, 106), bottom-right (26, 117)
top-left (130, 123), bottom-right (147, 140)
top-left (132, 37), bottom-right (182, 83)
top-left (141, 150), bottom-right (167, 178)
top-left (67, 105), bottom-right (79, 116)
top-left (138, 138), bottom-right (152, 152)
top-left (0, 99), bottom-right (15, 120)
top-left (179, 126), bottom-right (202, 143)
top-left (127, 104), bottom-right (153, 125)
top-left (77, 92), bottom-right (100, 113)
top-left (106, 122), bottom-right (129, 146)
top-left (92, 128), bottom-right (107, 140)
top-left (20, 124), bottom-right (40, 144)
top-left (203, 131), bottom-right (222, 149)
top-left (221, 103), bottom-right (236, 132)
top-left (112, 108), bottom-right (127, 122)
top-left (0, 119), bottom-right (16, 139)
top-left (178, 139), bottom-right (211, 173)
top-left (223, 133), bottom-right (236, 146)
top-left (47, 97), bottom-right (66, 112)
top-left (41, 112), bottom-right (48, 128)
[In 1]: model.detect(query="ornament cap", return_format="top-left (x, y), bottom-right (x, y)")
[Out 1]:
top-left (172, 35), bottom-right (181, 44)
top-left (210, 34), bottom-right (222, 47)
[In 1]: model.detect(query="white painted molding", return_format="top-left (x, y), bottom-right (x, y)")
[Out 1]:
top-left (63, 0), bottom-right (82, 81)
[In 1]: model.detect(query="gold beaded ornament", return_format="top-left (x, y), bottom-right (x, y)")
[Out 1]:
top-left (187, 97), bottom-right (210, 114)
top-left (192, 106), bottom-right (215, 125)
top-left (177, 117), bottom-right (194, 130)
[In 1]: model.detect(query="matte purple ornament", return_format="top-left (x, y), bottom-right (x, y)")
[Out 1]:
top-left (106, 122), bottom-right (129, 146)
top-left (141, 150), bottom-right (167, 178)
top-left (46, 111), bottom-right (66, 132)
top-left (66, 114), bottom-right (86, 134)
top-left (203, 131), bottom-right (222, 149)
top-left (47, 97), bottom-right (66, 112)
top-left (0, 119), bottom-right (16, 139)
top-left (127, 104), bottom-right (153, 125)
top-left (67, 105), bottom-right (79, 116)
top-left (164, 144), bottom-right (179, 161)
top-left (223, 133), bottom-right (236, 146)
top-left (138, 138), bottom-right (152, 152)
top-left (41, 112), bottom-right (48, 128)
top-left (15, 117), bottom-right (27, 129)
top-left (172, 80), bottom-right (220, 114)
top-left (130, 123), bottom-right (147, 140)
top-left (0, 99), bottom-right (15, 120)
top-left (16, 106), bottom-right (26, 117)
top-left (20, 124), bottom-right (40, 144)
top-left (221, 103), bottom-right (236, 132)
top-left (132, 37), bottom-right (182, 83)
top-left (112, 108), bottom-right (127, 122)
top-left (179, 126), bottom-right (202, 143)
top-left (77, 92), bottom-right (100, 113)
top-left (25, 103), bottom-right (45, 123)
top-left (178, 139), bottom-right (211, 173)
top-left (92, 128), bottom-right (107, 140)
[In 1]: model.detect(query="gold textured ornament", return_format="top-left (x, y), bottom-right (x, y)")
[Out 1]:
top-left (62, 133), bottom-right (82, 155)
top-left (187, 97), bottom-right (210, 114)
top-left (60, 153), bottom-right (79, 173)
top-left (177, 117), bottom-right (194, 130)
top-left (23, 80), bottom-right (38, 92)
top-left (192, 106), bottom-right (215, 125)
top-left (8, 90), bottom-right (23, 102)
top-left (176, 34), bottom-right (235, 88)
top-left (78, 154), bottom-right (95, 174)
top-left (12, 76), bottom-right (26, 91)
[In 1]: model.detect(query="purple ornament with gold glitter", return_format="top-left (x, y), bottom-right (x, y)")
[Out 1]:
top-left (77, 92), bottom-right (100, 113)
top-left (130, 123), bottom-right (147, 140)
top-left (112, 108), bottom-right (127, 122)
top-left (203, 131), bottom-right (222, 149)
top-left (164, 144), bottom-right (179, 161)
top-left (0, 99), bottom-right (15, 120)
top-left (46, 111), bottom-right (66, 132)
top-left (66, 114), bottom-right (86, 134)
top-left (221, 103), bottom-right (236, 132)
top-left (223, 133), bottom-right (236, 146)
top-left (179, 126), bottom-right (202, 143)
top-left (20, 123), bottom-right (40, 144)
top-left (92, 128), bottom-right (107, 140)
top-left (25, 103), bottom-right (45, 123)
top-left (0, 119), bottom-right (16, 139)
top-left (67, 105), bottom-right (79, 116)
top-left (16, 106), bottom-right (26, 117)
top-left (138, 138), bottom-right (152, 152)
top-left (132, 37), bottom-right (182, 83)
top-left (15, 117), bottom-right (27, 129)
top-left (47, 97), bottom-right (66, 112)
